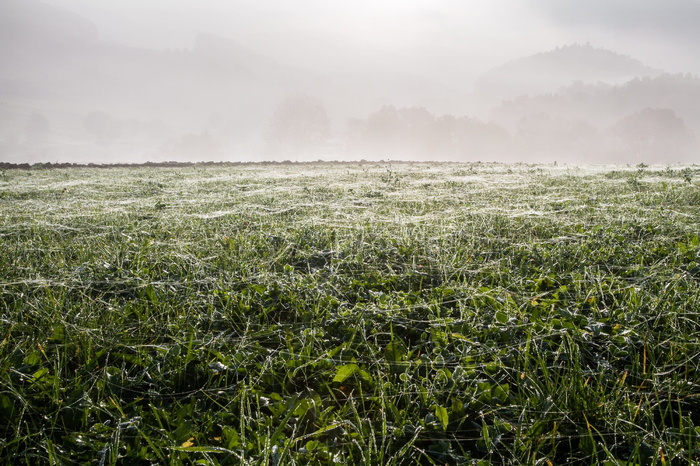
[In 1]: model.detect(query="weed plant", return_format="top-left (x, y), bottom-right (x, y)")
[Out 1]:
top-left (1, 163), bottom-right (700, 464)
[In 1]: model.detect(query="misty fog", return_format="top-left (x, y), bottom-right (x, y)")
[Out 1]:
top-left (2, 0), bottom-right (700, 165)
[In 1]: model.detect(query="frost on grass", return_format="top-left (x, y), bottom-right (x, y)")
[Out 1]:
top-left (1, 162), bottom-right (700, 464)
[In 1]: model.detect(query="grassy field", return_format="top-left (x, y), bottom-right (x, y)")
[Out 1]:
top-left (1, 162), bottom-right (700, 465)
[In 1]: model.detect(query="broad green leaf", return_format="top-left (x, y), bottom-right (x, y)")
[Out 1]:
top-left (222, 426), bottom-right (240, 449)
top-left (495, 310), bottom-right (508, 324)
top-left (305, 440), bottom-right (319, 452)
top-left (434, 405), bottom-right (449, 430)
top-left (493, 384), bottom-right (509, 403)
top-left (332, 364), bottom-right (359, 383)
top-left (385, 340), bottom-right (406, 362)
top-left (30, 368), bottom-right (50, 382)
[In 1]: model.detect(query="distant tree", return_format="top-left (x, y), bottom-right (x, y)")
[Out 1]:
top-left (431, 114), bottom-right (459, 158)
top-left (611, 108), bottom-right (697, 163)
top-left (398, 106), bottom-right (434, 131)
top-left (399, 107), bottom-right (439, 156)
top-left (265, 93), bottom-right (330, 156)
top-left (437, 116), bottom-right (511, 161)
top-left (366, 105), bottom-right (403, 150)
top-left (349, 105), bottom-right (512, 160)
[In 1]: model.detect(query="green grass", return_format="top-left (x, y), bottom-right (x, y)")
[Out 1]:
top-left (1, 162), bottom-right (700, 464)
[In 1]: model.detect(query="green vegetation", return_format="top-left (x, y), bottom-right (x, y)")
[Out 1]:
top-left (1, 162), bottom-right (700, 465)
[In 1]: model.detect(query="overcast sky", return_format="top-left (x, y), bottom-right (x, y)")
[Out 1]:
top-left (42, 0), bottom-right (700, 85)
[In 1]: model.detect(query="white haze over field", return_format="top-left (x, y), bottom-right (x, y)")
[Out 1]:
top-left (2, 0), bottom-right (700, 164)
top-left (43, 0), bottom-right (700, 80)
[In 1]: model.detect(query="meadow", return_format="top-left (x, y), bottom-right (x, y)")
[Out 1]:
top-left (1, 162), bottom-right (699, 465)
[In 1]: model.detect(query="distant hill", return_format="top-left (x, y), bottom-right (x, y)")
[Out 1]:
top-left (490, 73), bottom-right (700, 131)
top-left (0, 0), bottom-right (292, 111)
top-left (474, 43), bottom-right (662, 104)
top-left (2, 2), bottom-right (697, 164)
top-left (0, 0), bottom-right (98, 47)
top-left (0, 0), bottom-right (467, 163)
top-left (0, 0), bottom-right (313, 162)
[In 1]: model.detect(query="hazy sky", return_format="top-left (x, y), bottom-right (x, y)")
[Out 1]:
top-left (43, 0), bottom-right (700, 84)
